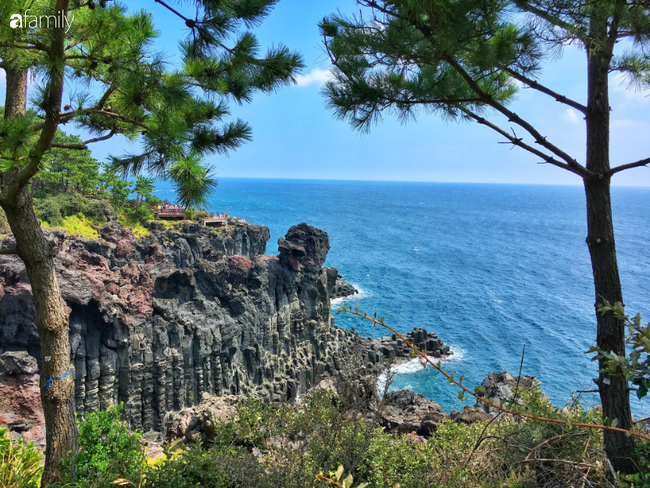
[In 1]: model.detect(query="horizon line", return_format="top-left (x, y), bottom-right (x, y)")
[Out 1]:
top-left (155, 175), bottom-right (650, 189)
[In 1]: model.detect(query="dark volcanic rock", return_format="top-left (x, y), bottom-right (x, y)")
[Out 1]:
top-left (329, 274), bottom-right (358, 299)
top-left (0, 351), bottom-right (38, 375)
top-left (450, 406), bottom-right (492, 424)
top-left (380, 390), bottom-right (448, 436)
top-left (2, 219), bottom-right (440, 437)
top-left (278, 222), bottom-right (329, 271)
top-left (166, 392), bottom-right (238, 444)
top-left (373, 328), bottom-right (451, 360)
top-left (474, 371), bottom-right (542, 416)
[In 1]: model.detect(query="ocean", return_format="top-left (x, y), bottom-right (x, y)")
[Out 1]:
top-left (154, 178), bottom-right (650, 416)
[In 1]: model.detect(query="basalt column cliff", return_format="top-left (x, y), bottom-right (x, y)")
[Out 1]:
top-left (0, 219), bottom-right (451, 441)
top-left (0, 220), bottom-right (364, 431)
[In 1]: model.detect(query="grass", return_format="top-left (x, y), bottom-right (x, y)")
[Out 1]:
top-left (125, 221), bottom-right (152, 239)
top-left (157, 219), bottom-right (185, 230)
top-left (42, 214), bottom-right (99, 239)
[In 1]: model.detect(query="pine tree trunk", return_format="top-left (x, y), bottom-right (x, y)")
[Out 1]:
top-left (586, 13), bottom-right (635, 473)
top-left (4, 71), bottom-right (27, 120)
top-left (0, 67), bottom-right (78, 485)
top-left (1, 188), bottom-right (78, 485)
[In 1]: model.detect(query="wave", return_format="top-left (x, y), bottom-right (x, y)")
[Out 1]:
top-left (376, 344), bottom-right (465, 396)
top-left (330, 284), bottom-right (372, 307)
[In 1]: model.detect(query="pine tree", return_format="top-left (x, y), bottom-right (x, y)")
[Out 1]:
top-left (0, 0), bottom-right (302, 483)
top-left (321, 0), bottom-right (649, 472)
top-left (134, 175), bottom-right (154, 203)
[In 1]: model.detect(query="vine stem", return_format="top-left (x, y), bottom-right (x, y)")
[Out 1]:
top-left (337, 309), bottom-right (650, 443)
top-left (315, 474), bottom-right (344, 487)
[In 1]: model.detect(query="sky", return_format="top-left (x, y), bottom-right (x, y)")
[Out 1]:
top-left (1, 0), bottom-right (649, 186)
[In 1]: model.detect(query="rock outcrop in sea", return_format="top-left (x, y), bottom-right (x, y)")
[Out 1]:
top-left (0, 219), bottom-right (451, 443)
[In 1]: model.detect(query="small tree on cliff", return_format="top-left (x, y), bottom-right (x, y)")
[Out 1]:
top-left (320, 0), bottom-right (649, 472)
top-left (0, 0), bottom-right (302, 483)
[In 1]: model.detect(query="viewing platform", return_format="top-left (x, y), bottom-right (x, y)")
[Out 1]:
top-left (154, 206), bottom-right (186, 220)
top-left (202, 213), bottom-right (228, 228)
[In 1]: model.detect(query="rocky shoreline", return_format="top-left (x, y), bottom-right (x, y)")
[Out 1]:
top-left (0, 219), bottom-right (453, 447)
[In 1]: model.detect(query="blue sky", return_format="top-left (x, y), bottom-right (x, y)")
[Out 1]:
top-left (1, 0), bottom-right (649, 186)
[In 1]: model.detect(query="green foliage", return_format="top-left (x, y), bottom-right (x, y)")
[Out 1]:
top-left (0, 427), bottom-right (42, 488)
top-left (168, 154), bottom-right (217, 210)
top-left (34, 192), bottom-right (111, 227)
top-left (143, 442), bottom-right (262, 488)
top-left (589, 301), bottom-right (650, 399)
top-left (99, 165), bottom-right (133, 205)
top-left (1, 0), bottom-right (303, 216)
top-left (56, 404), bottom-right (146, 488)
top-left (147, 195), bottom-right (163, 206)
top-left (129, 204), bottom-right (156, 223)
top-left (320, 1), bottom-right (650, 132)
top-left (143, 442), bottom-right (229, 488)
top-left (134, 176), bottom-right (155, 202)
top-left (42, 133), bottom-right (101, 192)
top-left (40, 389), bottom-right (620, 488)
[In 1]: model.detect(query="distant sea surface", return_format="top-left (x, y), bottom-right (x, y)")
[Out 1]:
top-left (154, 178), bottom-right (650, 416)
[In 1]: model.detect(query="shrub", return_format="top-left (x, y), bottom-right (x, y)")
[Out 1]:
top-left (35, 197), bottom-right (64, 226)
top-left (144, 442), bottom-right (236, 488)
top-left (43, 386), bottom-right (615, 488)
top-left (0, 427), bottom-right (42, 488)
top-left (133, 204), bottom-right (155, 222)
top-left (81, 198), bottom-right (112, 224)
top-left (194, 210), bottom-right (210, 220)
top-left (34, 192), bottom-right (113, 227)
top-left (57, 404), bottom-right (146, 488)
top-left (54, 192), bottom-right (87, 219)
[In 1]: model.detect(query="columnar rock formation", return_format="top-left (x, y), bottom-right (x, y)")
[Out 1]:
top-left (0, 219), bottom-right (452, 437)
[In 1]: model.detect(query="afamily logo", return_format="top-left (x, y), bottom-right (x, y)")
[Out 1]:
top-left (9, 10), bottom-right (74, 32)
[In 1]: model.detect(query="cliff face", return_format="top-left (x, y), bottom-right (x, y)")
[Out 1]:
top-left (0, 219), bottom-right (370, 433)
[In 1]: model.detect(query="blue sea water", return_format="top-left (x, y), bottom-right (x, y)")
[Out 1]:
top-left (155, 178), bottom-right (650, 416)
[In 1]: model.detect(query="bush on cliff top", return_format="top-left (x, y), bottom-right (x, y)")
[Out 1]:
top-left (41, 389), bottom-right (625, 488)
top-left (54, 405), bottom-right (146, 488)
top-left (34, 192), bottom-right (112, 228)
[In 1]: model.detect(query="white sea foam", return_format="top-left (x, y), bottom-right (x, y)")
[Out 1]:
top-left (376, 344), bottom-right (465, 397)
top-left (330, 284), bottom-right (371, 307)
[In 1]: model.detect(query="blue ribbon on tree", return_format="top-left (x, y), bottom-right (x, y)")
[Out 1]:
top-left (40, 369), bottom-right (71, 392)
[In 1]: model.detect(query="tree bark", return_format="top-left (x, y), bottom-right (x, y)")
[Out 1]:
top-left (585, 11), bottom-right (635, 473)
top-left (0, 67), bottom-right (78, 484)
top-left (4, 68), bottom-right (28, 120)
top-left (0, 187), bottom-right (78, 485)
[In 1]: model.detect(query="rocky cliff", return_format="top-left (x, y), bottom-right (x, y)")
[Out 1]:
top-left (0, 219), bottom-right (450, 438)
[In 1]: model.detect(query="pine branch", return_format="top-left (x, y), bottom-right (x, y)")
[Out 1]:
top-left (608, 156), bottom-right (650, 177)
top-left (153, 0), bottom-right (197, 28)
top-left (605, 0), bottom-right (626, 60)
top-left (458, 106), bottom-right (583, 176)
top-left (512, 1), bottom-right (588, 43)
top-left (50, 131), bottom-right (116, 150)
top-left (503, 68), bottom-right (588, 114)
top-left (444, 56), bottom-right (590, 177)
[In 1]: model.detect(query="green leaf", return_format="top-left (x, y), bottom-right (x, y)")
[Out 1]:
top-left (336, 465), bottom-right (344, 481)
top-left (343, 474), bottom-right (353, 488)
